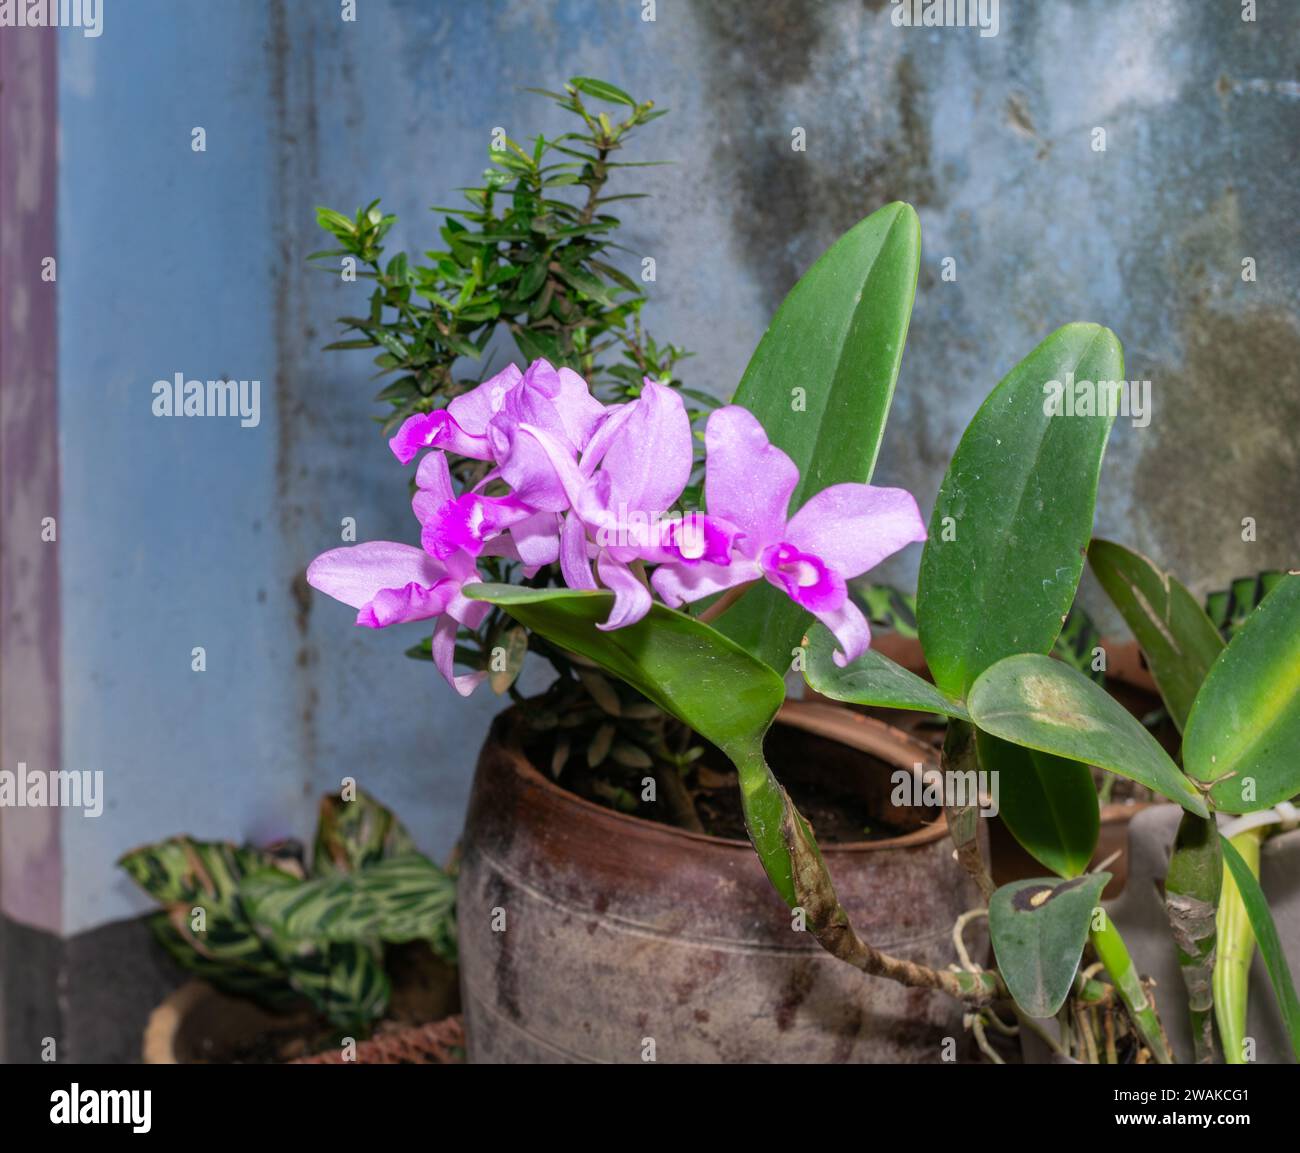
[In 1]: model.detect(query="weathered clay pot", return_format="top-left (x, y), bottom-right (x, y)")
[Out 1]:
top-left (457, 700), bottom-right (983, 1063)
top-left (144, 981), bottom-right (314, 1063)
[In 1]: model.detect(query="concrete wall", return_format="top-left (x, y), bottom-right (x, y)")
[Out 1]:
top-left (3, 0), bottom-right (1297, 947)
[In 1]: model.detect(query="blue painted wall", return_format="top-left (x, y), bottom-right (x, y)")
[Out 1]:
top-left (57, 0), bottom-right (1299, 932)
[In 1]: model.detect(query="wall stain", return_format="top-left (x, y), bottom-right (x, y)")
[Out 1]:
top-left (692, 0), bottom-right (936, 315)
top-left (269, 0), bottom-right (324, 774)
top-left (1134, 308), bottom-right (1300, 579)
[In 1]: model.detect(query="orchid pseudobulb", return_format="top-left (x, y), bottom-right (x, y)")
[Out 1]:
top-left (307, 358), bottom-right (926, 694)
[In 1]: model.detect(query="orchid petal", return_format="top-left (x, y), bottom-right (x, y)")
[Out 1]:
top-left (703, 406), bottom-right (798, 553)
top-left (549, 364), bottom-right (607, 450)
top-left (812, 597), bottom-right (873, 668)
top-left (577, 400), bottom-right (636, 474)
top-left (420, 492), bottom-right (534, 560)
top-left (356, 581), bottom-right (453, 629)
top-left (596, 551), bottom-right (653, 631)
top-left (560, 511), bottom-right (597, 590)
top-left (514, 420), bottom-right (591, 513)
top-left (445, 364), bottom-right (523, 437)
top-left (760, 542), bottom-right (846, 614)
top-left (508, 510), bottom-right (561, 568)
top-left (306, 541), bottom-right (446, 612)
top-left (431, 615), bottom-right (487, 697)
top-left (414, 450), bottom-right (456, 506)
top-left (651, 556), bottom-right (758, 608)
top-left (784, 484), bottom-right (927, 578)
top-left (389, 410), bottom-right (491, 464)
top-left (597, 381), bottom-right (692, 516)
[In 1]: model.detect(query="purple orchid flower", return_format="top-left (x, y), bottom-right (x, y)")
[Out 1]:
top-left (306, 496), bottom-right (491, 697)
top-left (390, 360), bottom-right (605, 514)
top-left (520, 380), bottom-right (694, 630)
top-left (411, 450), bottom-right (560, 572)
top-left (651, 405), bottom-right (927, 666)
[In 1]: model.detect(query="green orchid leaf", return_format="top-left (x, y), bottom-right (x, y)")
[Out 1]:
top-left (466, 584), bottom-right (800, 898)
top-left (977, 730), bottom-right (1098, 879)
top-left (1221, 835), bottom-right (1300, 1060)
top-left (803, 622), bottom-right (970, 720)
top-left (1183, 575), bottom-right (1300, 813)
top-left (968, 654), bottom-right (1209, 816)
top-left (917, 324), bottom-right (1122, 699)
top-left (714, 203), bottom-right (921, 672)
top-left (989, 873), bottom-right (1111, 1018)
top-left (1088, 539), bottom-right (1224, 732)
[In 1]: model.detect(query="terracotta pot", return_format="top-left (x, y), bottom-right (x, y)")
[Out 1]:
top-left (144, 981), bottom-right (314, 1064)
top-left (457, 700), bottom-right (984, 1063)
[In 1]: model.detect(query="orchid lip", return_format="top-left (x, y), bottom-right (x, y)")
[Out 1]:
top-left (664, 514), bottom-right (733, 565)
top-left (760, 542), bottom-right (843, 611)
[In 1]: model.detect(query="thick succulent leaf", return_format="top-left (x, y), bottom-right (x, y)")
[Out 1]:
top-left (803, 622), bottom-right (970, 719)
top-left (977, 730), bottom-right (1098, 878)
top-left (989, 873), bottom-right (1111, 1018)
top-left (243, 855), bottom-right (456, 948)
top-left (1183, 575), bottom-right (1300, 813)
top-left (1088, 539), bottom-right (1224, 732)
top-left (917, 324), bottom-right (1122, 698)
top-left (968, 654), bottom-right (1208, 816)
top-left (312, 788), bottom-right (417, 877)
top-left (466, 584), bottom-right (800, 898)
top-left (714, 203), bottom-right (921, 671)
top-left (1220, 836), bottom-right (1300, 1060)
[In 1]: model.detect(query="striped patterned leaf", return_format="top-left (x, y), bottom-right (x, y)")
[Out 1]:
top-left (1205, 571), bottom-right (1287, 639)
top-left (312, 788), bottom-right (416, 877)
top-left (147, 913), bottom-right (301, 1009)
top-left (1052, 604), bottom-right (1105, 684)
top-left (119, 837), bottom-right (301, 916)
top-left (854, 583), bottom-right (919, 639)
top-left (255, 929), bottom-right (391, 1034)
top-left (244, 855), bottom-right (456, 949)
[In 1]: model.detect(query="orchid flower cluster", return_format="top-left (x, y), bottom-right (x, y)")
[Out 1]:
top-left (307, 358), bottom-right (927, 696)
